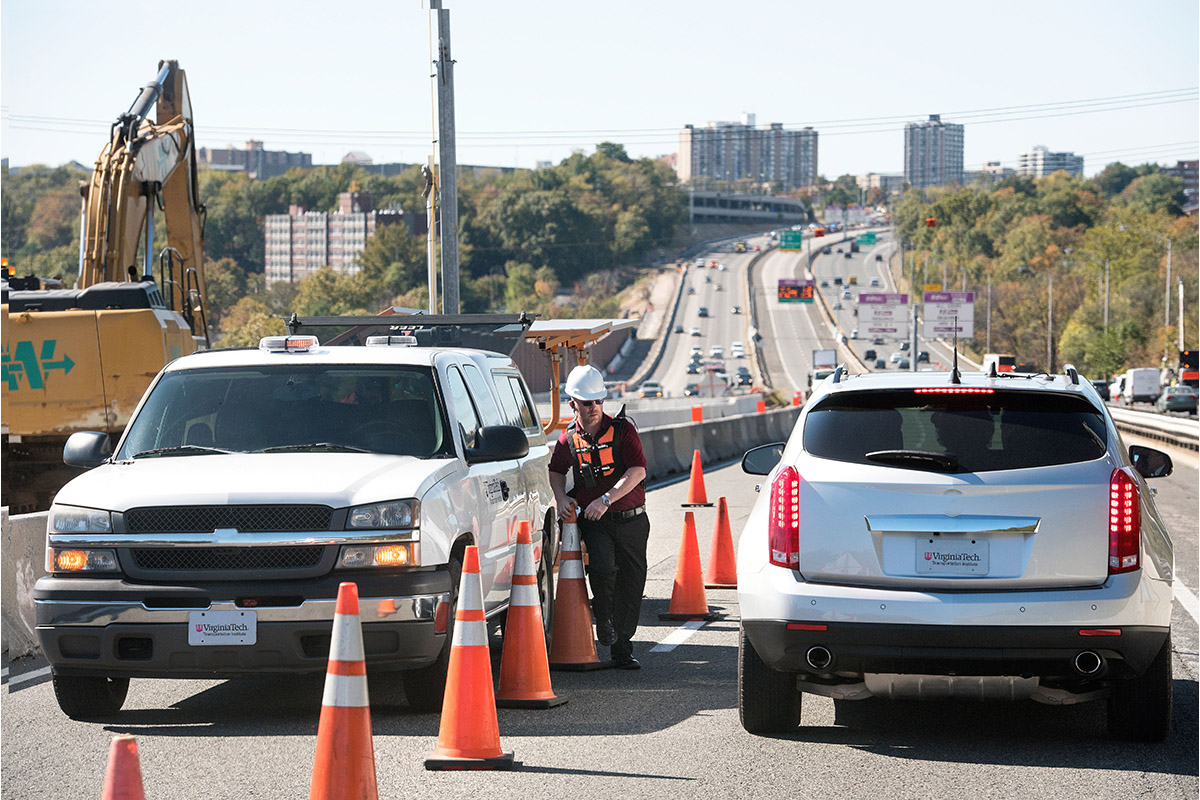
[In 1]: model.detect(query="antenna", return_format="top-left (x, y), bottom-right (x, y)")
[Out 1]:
top-left (949, 314), bottom-right (961, 384)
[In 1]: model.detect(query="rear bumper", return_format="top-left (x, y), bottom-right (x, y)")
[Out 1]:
top-left (34, 569), bottom-right (452, 679)
top-left (742, 619), bottom-right (1169, 680)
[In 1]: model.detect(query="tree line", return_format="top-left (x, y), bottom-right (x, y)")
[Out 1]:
top-left (890, 165), bottom-right (1195, 379)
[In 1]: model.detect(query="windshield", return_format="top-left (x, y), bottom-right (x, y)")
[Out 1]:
top-left (118, 364), bottom-right (451, 459)
top-left (803, 389), bottom-right (1108, 472)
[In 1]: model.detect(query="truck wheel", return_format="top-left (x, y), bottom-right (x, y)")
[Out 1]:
top-left (738, 626), bottom-right (800, 734)
top-left (402, 551), bottom-right (461, 712)
top-left (1107, 633), bottom-right (1172, 741)
top-left (52, 674), bottom-right (129, 719)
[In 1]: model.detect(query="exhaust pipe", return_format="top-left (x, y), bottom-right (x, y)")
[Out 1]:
top-left (1073, 650), bottom-right (1104, 676)
top-left (806, 646), bottom-right (833, 671)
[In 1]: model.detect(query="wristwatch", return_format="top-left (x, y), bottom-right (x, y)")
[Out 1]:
top-left (601, 493), bottom-right (612, 507)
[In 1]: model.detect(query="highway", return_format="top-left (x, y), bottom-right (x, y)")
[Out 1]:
top-left (3, 444), bottom-right (1197, 799)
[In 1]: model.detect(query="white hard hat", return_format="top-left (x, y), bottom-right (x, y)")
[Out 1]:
top-left (565, 365), bottom-right (607, 401)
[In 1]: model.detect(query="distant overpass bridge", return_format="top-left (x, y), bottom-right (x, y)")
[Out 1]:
top-left (689, 191), bottom-right (810, 225)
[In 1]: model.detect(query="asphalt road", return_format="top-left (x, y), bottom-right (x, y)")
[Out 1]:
top-left (3, 447), bottom-right (1197, 799)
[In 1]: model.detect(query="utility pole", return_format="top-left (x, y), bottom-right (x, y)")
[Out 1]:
top-left (433, 1), bottom-right (460, 314)
top-left (1180, 278), bottom-right (1186, 352)
top-left (422, 162), bottom-right (437, 314)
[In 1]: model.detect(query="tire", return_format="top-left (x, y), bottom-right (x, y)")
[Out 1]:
top-left (538, 522), bottom-right (556, 645)
top-left (52, 674), bottom-right (129, 719)
top-left (1107, 632), bottom-right (1172, 741)
top-left (402, 550), bottom-right (462, 712)
top-left (738, 626), bottom-right (800, 734)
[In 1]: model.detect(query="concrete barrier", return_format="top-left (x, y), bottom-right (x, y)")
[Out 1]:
top-left (2, 509), bottom-right (47, 660)
top-left (0, 405), bottom-right (802, 661)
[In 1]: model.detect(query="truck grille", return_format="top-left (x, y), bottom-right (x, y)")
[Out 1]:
top-left (125, 505), bottom-right (333, 533)
top-left (130, 546), bottom-right (325, 572)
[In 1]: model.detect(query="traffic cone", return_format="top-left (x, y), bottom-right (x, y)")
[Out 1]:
top-left (549, 505), bottom-right (611, 671)
top-left (101, 734), bottom-right (145, 800)
top-left (682, 449), bottom-right (713, 507)
top-left (310, 582), bottom-right (378, 799)
top-left (426, 546), bottom-right (514, 770)
top-left (659, 512), bottom-right (720, 621)
top-left (704, 497), bottom-right (737, 589)
top-left (497, 522), bottom-right (568, 708)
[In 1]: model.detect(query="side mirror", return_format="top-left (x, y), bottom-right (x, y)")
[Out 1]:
top-left (742, 442), bottom-right (785, 476)
top-left (64, 431), bottom-right (113, 468)
top-left (1129, 445), bottom-right (1173, 479)
top-left (467, 425), bottom-right (530, 463)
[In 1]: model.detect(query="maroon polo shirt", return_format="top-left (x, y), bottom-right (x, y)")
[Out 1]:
top-left (549, 414), bottom-right (647, 512)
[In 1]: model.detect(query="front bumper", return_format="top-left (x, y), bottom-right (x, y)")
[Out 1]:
top-left (743, 619), bottom-right (1169, 681)
top-left (34, 569), bottom-right (451, 679)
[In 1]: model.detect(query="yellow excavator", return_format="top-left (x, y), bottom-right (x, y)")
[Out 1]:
top-left (2, 60), bottom-right (208, 512)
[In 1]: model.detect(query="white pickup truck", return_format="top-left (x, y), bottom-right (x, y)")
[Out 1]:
top-left (36, 332), bottom-right (556, 718)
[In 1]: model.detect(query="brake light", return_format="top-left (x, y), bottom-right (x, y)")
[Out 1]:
top-left (913, 388), bottom-right (994, 394)
top-left (768, 466), bottom-right (801, 569)
top-left (1108, 467), bottom-right (1140, 574)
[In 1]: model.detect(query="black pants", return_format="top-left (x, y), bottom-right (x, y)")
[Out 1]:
top-left (580, 512), bottom-right (650, 658)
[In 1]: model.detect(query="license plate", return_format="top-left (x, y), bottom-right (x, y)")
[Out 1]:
top-left (916, 537), bottom-right (989, 575)
top-left (188, 610), bottom-right (257, 646)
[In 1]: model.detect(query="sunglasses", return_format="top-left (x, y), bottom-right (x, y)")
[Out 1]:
top-left (571, 399), bottom-right (602, 408)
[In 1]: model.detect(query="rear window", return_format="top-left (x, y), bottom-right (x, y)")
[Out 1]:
top-left (803, 389), bottom-right (1107, 472)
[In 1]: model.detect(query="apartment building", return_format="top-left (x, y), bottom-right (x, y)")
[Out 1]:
top-left (903, 114), bottom-right (964, 189)
top-left (677, 114), bottom-right (818, 190)
top-left (198, 140), bottom-right (311, 180)
top-left (264, 190), bottom-right (378, 288)
top-left (1017, 145), bottom-right (1084, 178)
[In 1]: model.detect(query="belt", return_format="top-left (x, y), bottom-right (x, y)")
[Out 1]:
top-left (610, 505), bottom-right (646, 520)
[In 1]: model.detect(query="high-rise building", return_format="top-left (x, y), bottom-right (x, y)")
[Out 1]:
top-left (198, 140), bottom-right (311, 180)
top-left (677, 114), bottom-right (817, 190)
top-left (264, 190), bottom-right (380, 288)
top-left (903, 114), bottom-right (964, 189)
top-left (1163, 160), bottom-right (1198, 210)
top-left (1017, 145), bottom-right (1084, 178)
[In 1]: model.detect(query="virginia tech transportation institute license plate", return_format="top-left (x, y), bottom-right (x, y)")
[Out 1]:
top-left (916, 538), bottom-right (989, 575)
top-left (188, 610), bottom-right (258, 646)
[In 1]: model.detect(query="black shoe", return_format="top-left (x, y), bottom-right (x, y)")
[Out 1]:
top-left (612, 654), bottom-right (641, 670)
top-left (597, 621), bottom-right (616, 647)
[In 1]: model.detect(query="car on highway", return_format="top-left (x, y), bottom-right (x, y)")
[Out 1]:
top-left (899, 342), bottom-right (910, 351)
top-left (836, 247), bottom-right (843, 253)
top-left (719, 263), bottom-right (728, 272)
top-left (874, 358), bottom-right (887, 369)
top-left (1155, 385), bottom-right (1198, 414)
top-left (698, 307), bottom-right (709, 318)
top-left (873, 336), bottom-right (885, 345)
top-left (833, 277), bottom-right (843, 286)
top-left (731, 341), bottom-right (745, 357)
top-left (864, 349), bottom-right (877, 361)
top-left (674, 324), bottom-right (685, 334)
top-left (823, 247), bottom-right (832, 255)
top-left (735, 367), bottom-right (752, 386)
top-left (890, 352), bottom-right (902, 364)
top-left (691, 326), bottom-right (702, 337)
top-left (851, 328), bottom-right (859, 339)
top-left (898, 358), bottom-right (911, 370)
top-left (833, 301), bottom-right (843, 311)
top-left (687, 287), bottom-right (696, 295)
top-left (683, 383), bottom-right (701, 397)
top-left (1091, 380), bottom-right (1111, 401)
top-left (737, 366), bottom-right (1177, 741)
top-left (686, 362), bottom-right (701, 374)
top-left (842, 289), bottom-right (852, 300)
top-left (875, 254), bottom-right (883, 262)
top-left (709, 345), bottom-right (724, 359)
top-left (820, 280), bottom-right (829, 287)
top-left (639, 381), bottom-right (664, 398)
top-left (843, 252), bottom-right (851, 259)
top-left (870, 278), bottom-right (880, 286)
top-left (731, 306), bottom-right (743, 314)
top-left (917, 351), bottom-right (930, 363)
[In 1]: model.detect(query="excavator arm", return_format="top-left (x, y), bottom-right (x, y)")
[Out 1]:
top-left (79, 59), bottom-right (207, 340)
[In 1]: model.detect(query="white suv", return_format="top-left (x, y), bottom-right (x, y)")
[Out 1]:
top-left (36, 332), bottom-right (555, 718)
top-left (737, 365), bottom-right (1175, 740)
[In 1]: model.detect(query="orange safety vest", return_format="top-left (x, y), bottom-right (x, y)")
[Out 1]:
top-left (571, 423), bottom-right (618, 479)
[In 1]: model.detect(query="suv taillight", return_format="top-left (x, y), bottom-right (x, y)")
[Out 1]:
top-left (769, 466), bottom-right (801, 569)
top-left (1109, 467), bottom-right (1140, 574)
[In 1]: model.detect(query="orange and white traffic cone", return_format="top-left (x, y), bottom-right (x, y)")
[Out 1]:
top-left (497, 522), bottom-right (568, 708)
top-left (310, 582), bottom-right (378, 800)
top-left (549, 505), bottom-right (611, 671)
top-left (682, 449), bottom-right (713, 507)
top-left (659, 511), bottom-right (719, 621)
top-left (425, 546), bottom-right (514, 770)
top-left (704, 497), bottom-right (738, 589)
top-left (101, 734), bottom-right (145, 800)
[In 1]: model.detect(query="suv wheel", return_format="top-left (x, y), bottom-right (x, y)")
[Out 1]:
top-left (1107, 633), bottom-right (1172, 741)
top-left (402, 550), bottom-right (462, 712)
top-left (52, 674), bottom-right (129, 719)
top-left (738, 626), bottom-right (800, 734)
top-left (539, 521), bottom-right (557, 645)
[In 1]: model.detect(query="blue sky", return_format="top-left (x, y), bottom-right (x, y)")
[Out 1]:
top-left (2, 0), bottom-right (1196, 177)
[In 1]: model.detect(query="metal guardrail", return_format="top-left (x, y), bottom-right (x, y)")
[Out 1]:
top-left (1109, 407), bottom-right (1199, 451)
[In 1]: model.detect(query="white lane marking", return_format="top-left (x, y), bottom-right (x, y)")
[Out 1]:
top-left (1175, 581), bottom-right (1199, 625)
top-left (0, 667), bottom-right (8, 680)
top-left (650, 619), bottom-right (706, 652)
top-left (5, 666), bottom-right (51, 688)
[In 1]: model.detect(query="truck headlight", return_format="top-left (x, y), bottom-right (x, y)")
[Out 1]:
top-left (49, 504), bottom-right (113, 533)
top-left (337, 542), bottom-right (419, 569)
top-left (346, 499), bottom-right (419, 530)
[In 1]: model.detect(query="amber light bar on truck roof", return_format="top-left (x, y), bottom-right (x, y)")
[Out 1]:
top-left (259, 335), bottom-right (320, 352)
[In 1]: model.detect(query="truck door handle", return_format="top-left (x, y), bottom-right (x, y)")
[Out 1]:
top-left (500, 480), bottom-right (510, 500)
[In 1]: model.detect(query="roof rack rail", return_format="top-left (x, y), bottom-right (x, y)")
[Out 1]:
top-left (282, 311), bottom-right (535, 355)
top-left (1063, 363), bottom-right (1079, 385)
